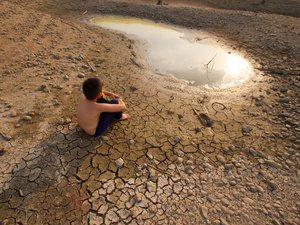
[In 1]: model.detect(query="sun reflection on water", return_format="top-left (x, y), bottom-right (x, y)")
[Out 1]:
top-left (227, 54), bottom-right (251, 75)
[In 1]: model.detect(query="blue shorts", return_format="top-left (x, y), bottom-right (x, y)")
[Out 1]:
top-left (93, 96), bottom-right (122, 137)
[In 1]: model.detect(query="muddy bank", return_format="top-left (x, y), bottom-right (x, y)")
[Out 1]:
top-left (184, 0), bottom-right (300, 17)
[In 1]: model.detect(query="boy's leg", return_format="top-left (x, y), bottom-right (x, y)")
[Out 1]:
top-left (93, 99), bottom-right (123, 137)
top-left (109, 99), bottom-right (122, 119)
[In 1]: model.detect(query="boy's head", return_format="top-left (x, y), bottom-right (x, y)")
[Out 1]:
top-left (82, 78), bottom-right (103, 100)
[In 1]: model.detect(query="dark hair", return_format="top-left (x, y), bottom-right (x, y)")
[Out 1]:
top-left (82, 78), bottom-right (103, 100)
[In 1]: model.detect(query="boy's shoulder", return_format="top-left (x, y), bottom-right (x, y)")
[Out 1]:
top-left (78, 95), bottom-right (88, 104)
top-left (78, 95), bottom-right (97, 106)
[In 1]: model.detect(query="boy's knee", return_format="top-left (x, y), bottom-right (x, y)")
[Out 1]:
top-left (110, 99), bottom-right (119, 104)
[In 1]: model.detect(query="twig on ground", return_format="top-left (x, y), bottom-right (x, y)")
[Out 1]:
top-left (256, 68), bottom-right (300, 76)
top-left (191, 105), bottom-right (213, 127)
top-left (0, 131), bottom-right (11, 141)
top-left (197, 96), bottom-right (209, 114)
top-left (175, 164), bottom-right (183, 178)
top-left (212, 102), bottom-right (226, 112)
top-left (197, 144), bottom-right (218, 167)
top-left (61, 21), bottom-right (82, 33)
top-left (147, 164), bottom-right (173, 177)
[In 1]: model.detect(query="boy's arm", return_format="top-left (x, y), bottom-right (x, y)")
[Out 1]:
top-left (97, 100), bottom-right (126, 113)
top-left (103, 90), bottom-right (120, 99)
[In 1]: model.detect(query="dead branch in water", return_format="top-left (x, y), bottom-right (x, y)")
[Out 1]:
top-left (205, 54), bottom-right (217, 67)
top-left (204, 54), bottom-right (217, 80)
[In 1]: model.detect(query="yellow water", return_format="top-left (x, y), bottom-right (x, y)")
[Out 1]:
top-left (92, 17), bottom-right (251, 88)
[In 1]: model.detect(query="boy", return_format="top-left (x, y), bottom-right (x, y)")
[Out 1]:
top-left (77, 77), bottom-right (129, 137)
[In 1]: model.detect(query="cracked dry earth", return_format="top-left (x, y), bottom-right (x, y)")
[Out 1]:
top-left (0, 0), bottom-right (300, 224)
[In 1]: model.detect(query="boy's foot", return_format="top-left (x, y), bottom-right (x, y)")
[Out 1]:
top-left (119, 114), bottom-right (129, 120)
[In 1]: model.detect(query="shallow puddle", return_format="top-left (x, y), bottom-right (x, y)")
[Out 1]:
top-left (92, 17), bottom-right (251, 88)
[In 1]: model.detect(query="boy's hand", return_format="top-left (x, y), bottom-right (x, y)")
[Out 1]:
top-left (118, 98), bottom-right (124, 104)
top-left (103, 91), bottom-right (120, 99)
top-left (111, 94), bottom-right (120, 99)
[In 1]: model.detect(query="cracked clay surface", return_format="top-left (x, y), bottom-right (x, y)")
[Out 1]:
top-left (0, 0), bottom-right (299, 224)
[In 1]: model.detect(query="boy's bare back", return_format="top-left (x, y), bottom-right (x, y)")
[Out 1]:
top-left (77, 95), bottom-right (103, 135)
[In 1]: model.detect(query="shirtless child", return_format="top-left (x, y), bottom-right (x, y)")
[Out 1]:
top-left (77, 78), bottom-right (129, 137)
